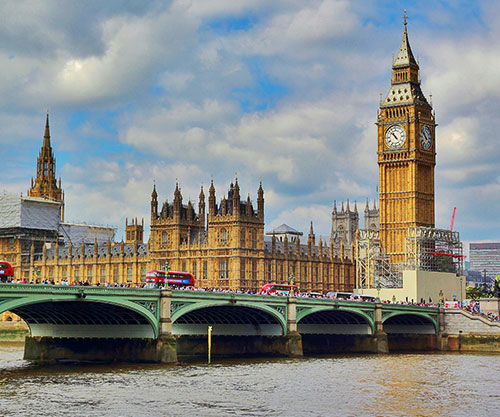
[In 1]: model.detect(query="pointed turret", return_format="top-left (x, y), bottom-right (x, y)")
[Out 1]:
top-left (257, 181), bottom-right (264, 220)
top-left (233, 178), bottom-right (240, 216)
top-left (307, 221), bottom-right (315, 248)
top-left (333, 200), bottom-right (337, 214)
top-left (246, 194), bottom-right (252, 216)
top-left (209, 180), bottom-right (216, 216)
top-left (173, 182), bottom-right (182, 219)
top-left (151, 183), bottom-right (158, 220)
top-left (199, 185), bottom-right (206, 228)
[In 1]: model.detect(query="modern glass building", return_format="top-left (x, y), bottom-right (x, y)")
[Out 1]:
top-left (469, 243), bottom-right (500, 279)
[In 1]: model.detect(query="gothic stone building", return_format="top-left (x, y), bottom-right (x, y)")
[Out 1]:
top-left (149, 180), bottom-right (355, 292)
top-left (0, 115), bottom-right (355, 301)
top-left (330, 199), bottom-right (379, 250)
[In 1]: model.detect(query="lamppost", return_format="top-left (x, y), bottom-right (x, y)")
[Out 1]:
top-left (163, 261), bottom-right (170, 289)
top-left (482, 269), bottom-right (489, 294)
top-left (439, 289), bottom-right (444, 306)
top-left (33, 266), bottom-right (40, 283)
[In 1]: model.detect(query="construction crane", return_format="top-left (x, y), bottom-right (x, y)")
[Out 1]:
top-left (429, 206), bottom-right (465, 262)
top-left (450, 206), bottom-right (456, 232)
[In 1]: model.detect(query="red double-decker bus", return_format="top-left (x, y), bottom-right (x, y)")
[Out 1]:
top-left (260, 283), bottom-right (299, 296)
top-left (0, 260), bottom-right (14, 282)
top-left (144, 270), bottom-right (195, 288)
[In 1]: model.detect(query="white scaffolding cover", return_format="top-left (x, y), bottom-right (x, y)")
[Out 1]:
top-left (59, 223), bottom-right (116, 245)
top-left (0, 192), bottom-right (60, 231)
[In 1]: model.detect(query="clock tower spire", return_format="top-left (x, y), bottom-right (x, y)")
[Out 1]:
top-left (377, 11), bottom-right (436, 264)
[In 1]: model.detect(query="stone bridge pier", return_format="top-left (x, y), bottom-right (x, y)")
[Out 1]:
top-left (154, 289), bottom-right (178, 363)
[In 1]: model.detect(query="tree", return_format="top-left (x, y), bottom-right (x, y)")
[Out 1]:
top-left (493, 275), bottom-right (500, 298)
top-left (466, 286), bottom-right (488, 300)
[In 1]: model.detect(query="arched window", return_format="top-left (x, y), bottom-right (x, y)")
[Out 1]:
top-left (221, 228), bottom-right (228, 244)
top-left (240, 230), bottom-right (245, 248)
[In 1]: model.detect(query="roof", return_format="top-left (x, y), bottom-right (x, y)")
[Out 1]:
top-left (393, 26), bottom-right (417, 69)
top-left (266, 224), bottom-right (303, 236)
top-left (380, 82), bottom-right (429, 108)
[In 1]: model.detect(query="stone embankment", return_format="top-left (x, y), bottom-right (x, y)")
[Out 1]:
top-left (441, 309), bottom-right (500, 352)
top-left (0, 321), bottom-right (29, 342)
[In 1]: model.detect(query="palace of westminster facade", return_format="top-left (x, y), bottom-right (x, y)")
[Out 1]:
top-left (1, 16), bottom-right (436, 297)
top-left (0, 114), bottom-right (357, 293)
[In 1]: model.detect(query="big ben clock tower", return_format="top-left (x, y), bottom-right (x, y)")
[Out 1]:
top-left (377, 12), bottom-right (436, 264)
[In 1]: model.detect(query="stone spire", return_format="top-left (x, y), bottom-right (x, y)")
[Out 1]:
top-left (233, 177), bottom-right (240, 216)
top-left (151, 183), bottom-right (158, 220)
top-left (173, 182), bottom-right (182, 220)
top-left (257, 181), bottom-right (264, 220)
top-left (307, 221), bottom-right (315, 247)
top-left (381, 10), bottom-right (430, 110)
top-left (28, 111), bottom-right (65, 220)
top-left (199, 185), bottom-right (206, 228)
top-left (209, 179), bottom-right (216, 215)
top-left (393, 9), bottom-right (418, 69)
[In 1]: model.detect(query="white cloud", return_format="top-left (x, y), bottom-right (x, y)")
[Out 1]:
top-left (2, 1), bottom-right (500, 246)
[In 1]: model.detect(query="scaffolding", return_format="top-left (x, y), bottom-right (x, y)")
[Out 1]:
top-left (405, 226), bottom-right (464, 276)
top-left (355, 229), bottom-right (402, 289)
top-left (356, 226), bottom-right (464, 290)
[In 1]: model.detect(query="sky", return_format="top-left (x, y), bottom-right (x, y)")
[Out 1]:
top-left (1, 0), bottom-right (499, 256)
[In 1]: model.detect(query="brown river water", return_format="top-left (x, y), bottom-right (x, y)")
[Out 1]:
top-left (0, 342), bottom-right (499, 417)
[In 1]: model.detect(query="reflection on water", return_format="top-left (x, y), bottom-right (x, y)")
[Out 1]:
top-left (0, 343), bottom-right (499, 417)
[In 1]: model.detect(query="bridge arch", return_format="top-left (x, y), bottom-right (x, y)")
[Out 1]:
top-left (297, 306), bottom-right (374, 335)
top-left (383, 312), bottom-right (438, 334)
top-left (0, 297), bottom-right (159, 339)
top-left (171, 301), bottom-right (287, 336)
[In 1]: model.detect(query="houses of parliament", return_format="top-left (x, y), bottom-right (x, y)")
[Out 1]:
top-left (1, 15), bottom-right (434, 296)
top-left (0, 113), bottom-right (355, 293)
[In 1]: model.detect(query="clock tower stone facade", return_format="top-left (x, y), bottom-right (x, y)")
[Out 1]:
top-left (377, 14), bottom-right (436, 264)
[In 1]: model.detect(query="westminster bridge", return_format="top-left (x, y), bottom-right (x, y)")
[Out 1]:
top-left (0, 284), bottom-right (443, 362)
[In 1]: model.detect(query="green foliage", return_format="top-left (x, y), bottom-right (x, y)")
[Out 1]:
top-left (466, 286), bottom-right (489, 300)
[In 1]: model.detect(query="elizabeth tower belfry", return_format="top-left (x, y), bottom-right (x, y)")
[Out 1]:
top-left (377, 12), bottom-right (436, 264)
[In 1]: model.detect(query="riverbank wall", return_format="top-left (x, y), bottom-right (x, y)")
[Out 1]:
top-left (440, 309), bottom-right (500, 353)
top-left (0, 322), bottom-right (29, 342)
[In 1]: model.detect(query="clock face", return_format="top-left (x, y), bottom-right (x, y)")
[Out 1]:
top-left (385, 125), bottom-right (406, 149)
top-left (420, 126), bottom-right (432, 150)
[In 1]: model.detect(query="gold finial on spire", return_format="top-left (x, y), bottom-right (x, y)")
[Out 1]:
top-left (403, 9), bottom-right (407, 28)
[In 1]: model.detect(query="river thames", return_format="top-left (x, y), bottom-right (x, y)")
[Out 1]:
top-left (0, 342), bottom-right (498, 416)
